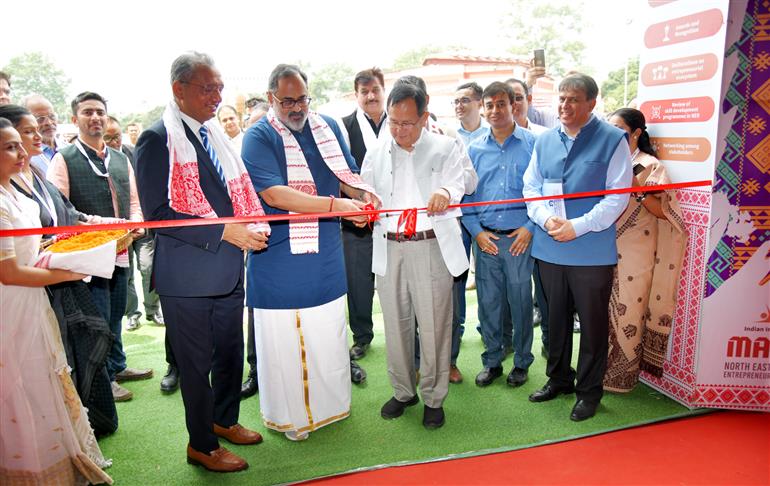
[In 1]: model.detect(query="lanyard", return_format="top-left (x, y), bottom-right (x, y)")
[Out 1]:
top-left (18, 172), bottom-right (58, 227)
top-left (74, 139), bottom-right (111, 178)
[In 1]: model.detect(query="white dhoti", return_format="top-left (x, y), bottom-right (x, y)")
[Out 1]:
top-left (253, 295), bottom-right (351, 434)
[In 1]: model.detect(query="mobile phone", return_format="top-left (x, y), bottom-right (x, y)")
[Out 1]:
top-left (633, 163), bottom-right (645, 175)
top-left (534, 49), bottom-right (545, 68)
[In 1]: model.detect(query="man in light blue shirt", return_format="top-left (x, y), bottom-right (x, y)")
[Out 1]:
top-left (523, 73), bottom-right (631, 422)
top-left (454, 82), bottom-right (489, 148)
top-left (462, 81), bottom-right (536, 389)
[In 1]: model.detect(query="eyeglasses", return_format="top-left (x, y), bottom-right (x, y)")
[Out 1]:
top-left (451, 97), bottom-right (476, 107)
top-left (103, 134), bottom-right (122, 143)
top-left (182, 81), bottom-right (225, 96)
top-left (245, 98), bottom-right (262, 108)
top-left (389, 119), bottom-right (420, 130)
top-left (271, 94), bottom-right (312, 109)
top-left (513, 95), bottom-right (525, 102)
top-left (35, 113), bottom-right (57, 124)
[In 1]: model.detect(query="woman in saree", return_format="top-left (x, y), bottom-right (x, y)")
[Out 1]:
top-left (603, 108), bottom-right (688, 393)
top-left (0, 104), bottom-right (118, 435)
top-left (0, 118), bottom-right (112, 484)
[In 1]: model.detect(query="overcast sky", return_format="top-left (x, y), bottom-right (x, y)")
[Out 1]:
top-left (2, 0), bottom-right (645, 115)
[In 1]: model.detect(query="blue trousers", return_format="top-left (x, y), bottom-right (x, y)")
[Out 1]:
top-left (88, 266), bottom-right (129, 381)
top-left (475, 238), bottom-right (534, 370)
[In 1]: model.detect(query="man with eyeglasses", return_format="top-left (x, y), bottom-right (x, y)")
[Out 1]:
top-left (462, 81), bottom-right (536, 389)
top-left (454, 82), bottom-right (488, 147)
top-left (507, 79), bottom-right (547, 136)
top-left (104, 116), bottom-right (166, 335)
top-left (449, 81), bottom-right (489, 384)
top-left (48, 91), bottom-right (153, 404)
top-left (22, 94), bottom-right (70, 173)
top-left (523, 73), bottom-right (632, 422)
top-left (135, 52), bottom-right (268, 472)
top-left (242, 63), bottom-right (378, 442)
top-left (361, 81), bottom-right (470, 430)
top-left (338, 67), bottom-right (387, 379)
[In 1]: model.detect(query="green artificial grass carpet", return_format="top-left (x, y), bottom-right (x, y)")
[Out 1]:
top-left (99, 292), bottom-right (693, 485)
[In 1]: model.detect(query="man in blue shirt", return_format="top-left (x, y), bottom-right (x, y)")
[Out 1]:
top-left (462, 81), bottom-right (536, 388)
top-left (242, 64), bottom-right (376, 441)
top-left (455, 82), bottom-right (489, 148)
top-left (523, 73), bottom-right (631, 421)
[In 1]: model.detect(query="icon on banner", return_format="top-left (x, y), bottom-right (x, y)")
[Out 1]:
top-left (663, 24), bottom-right (670, 42)
top-left (652, 65), bottom-right (669, 81)
top-left (650, 105), bottom-right (662, 120)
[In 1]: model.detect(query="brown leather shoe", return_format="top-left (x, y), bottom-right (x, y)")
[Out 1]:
top-left (449, 365), bottom-right (463, 384)
top-left (213, 423), bottom-right (263, 445)
top-left (186, 445), bottom-right (248, 472)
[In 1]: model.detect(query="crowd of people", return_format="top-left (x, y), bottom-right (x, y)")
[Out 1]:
top-left (0, 53), bottom-right (687, 481)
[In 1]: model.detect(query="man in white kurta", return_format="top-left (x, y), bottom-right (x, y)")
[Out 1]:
top-left (361, 81), bottom-right (472, 429)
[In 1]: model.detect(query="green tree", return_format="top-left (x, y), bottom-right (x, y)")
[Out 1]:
top-left (501, 0), bottom-right (589, 76)
top-left (305, 63), bottom-right (356, 106)
top-left (391, 45), bottom-right (445, 71)
top-left (2, 52), bottom-right (71, 117)
top-left (118, 105), bottom-right (164, 131)
top-left (601, 57), bottom-right (639, 113)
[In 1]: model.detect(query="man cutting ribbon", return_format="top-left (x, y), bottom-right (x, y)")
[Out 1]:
top-left (242, 63), bottom-right (379, 442)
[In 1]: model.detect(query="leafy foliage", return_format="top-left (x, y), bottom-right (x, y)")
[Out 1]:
top-left (501, 0), bottom-right (589, 76)
top-left (305, 63), bottom-right (356, 106)
top-left (391, 45), bottom-right (446, 71)
top-left (601, 57), bottom-right (639, 113)
top-left (118, 105), bottom-right (165, 132)
top-left (3, 52), bottom-right (71, 117)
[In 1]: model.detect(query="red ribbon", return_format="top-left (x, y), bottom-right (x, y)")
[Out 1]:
top-left (0, 180), bottom-right (712, 238)
top-left (396, 208), bottom-right (417, 239)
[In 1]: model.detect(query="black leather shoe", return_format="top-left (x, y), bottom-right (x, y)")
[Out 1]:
top-left (422, 405), bottom-right (445, 429)
top-left (381, 395), bottom-right (419, 419)
top-left (351, 361), bottom-right (367, 384)
top-left (349, 342), bottom-right (369, 360)
top-left (506, 367), bottom-right (528, 387)
top-left (475, 366), bottom-right (503, 387)
top-left (160, 365), bottom-right (179, 394)
top-left (528, 383), bottom-right (575, 402)
top-left (240, 375), bottom-right (258, 399)
top-left (570, 399), bottom-right (598, 421)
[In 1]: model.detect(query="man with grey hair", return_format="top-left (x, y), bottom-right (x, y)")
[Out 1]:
top-left (135, 51), bottom-right (268, 472)
top-left (242, 63), bottom-right (378, 441)
top-left (523, 73), bottom-right (632, 422)
top-left (22, 94), bottom-right (69, 173)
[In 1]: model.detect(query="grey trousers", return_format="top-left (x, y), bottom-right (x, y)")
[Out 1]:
top-left (377, 238), bottom-right (453, 408)
top-left (125, 236), bottom-right (160, 318)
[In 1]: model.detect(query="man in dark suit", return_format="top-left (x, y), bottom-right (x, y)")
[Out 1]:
top-left (339, 67), bottom-right (387, 370)
top-left (135, 51), bottom-right (266, 472)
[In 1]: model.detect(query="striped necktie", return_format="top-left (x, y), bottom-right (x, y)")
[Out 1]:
top-left (199, 125), bottom-right (226, 185)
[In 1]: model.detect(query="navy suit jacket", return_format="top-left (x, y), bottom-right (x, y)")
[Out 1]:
top-left (134, 119), bottom-right (243, 298)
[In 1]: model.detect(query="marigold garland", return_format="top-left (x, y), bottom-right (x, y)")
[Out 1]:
top-left (47, 230), bottom-right (127, 253)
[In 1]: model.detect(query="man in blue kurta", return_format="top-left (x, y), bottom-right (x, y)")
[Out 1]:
top-left (462, 81), bottom-right (536, 389)
top-left (523, 73), bottom-right (631, 421)
top-left (241, 64), bottom-right (378, 441)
